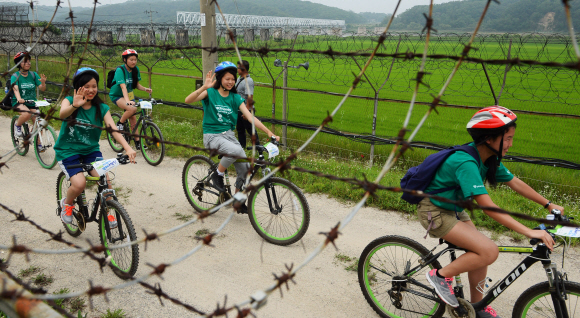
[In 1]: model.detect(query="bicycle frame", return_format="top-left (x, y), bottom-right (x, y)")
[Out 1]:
top-left (399, 241), bottom-right (569, 317)
top-left (123, 108), bottom-right (151, 141)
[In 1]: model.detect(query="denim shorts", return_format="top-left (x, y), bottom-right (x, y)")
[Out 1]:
top-left (111, 96), bottom-right (135, 105)
top-left (57, 151), bottom-right (103, 179)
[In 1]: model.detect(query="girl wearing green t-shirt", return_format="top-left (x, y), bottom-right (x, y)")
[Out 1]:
top-left (420, 106), bottom-right (563, 317)
top-left (55, 68), bottom-right (136, 227)
top-left (11, 52), bottom-right (47, 145)
top-left (185, 61), bottom-right (279, 214)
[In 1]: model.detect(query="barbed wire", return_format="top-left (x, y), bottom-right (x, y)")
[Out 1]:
top-left (1, 0), bottom-right (579, 316)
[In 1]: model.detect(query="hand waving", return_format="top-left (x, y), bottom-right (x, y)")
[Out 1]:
top-left (73, 87), bottom-right (87, 107)
top-left (40, 74), bottom-right (47, 83)
top-left (202, 71), bottom-right (216, 90)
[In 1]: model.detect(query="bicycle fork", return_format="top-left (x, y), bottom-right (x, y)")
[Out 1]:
top-left (264, 181), bottom-right (282, 214)
top-left (544, 262), bottom-right (570, 318)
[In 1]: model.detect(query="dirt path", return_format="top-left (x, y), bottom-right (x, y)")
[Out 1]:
top-left (1, 114), bottom-right (579, 318)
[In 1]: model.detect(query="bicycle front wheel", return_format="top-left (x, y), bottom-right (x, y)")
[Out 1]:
top-left (106, 112), bottom-right (125, 152)
top-left (56, 172), bottom-right (82, 237)
top-left (358, 235), bottom-right (445, 318)
top-left (34, 125), bottom-right (57, 169)
top-left (98, 200), bottom-right (139, 279)
top-left (247, 177), bottom-right (310, 246)
top-left (182, 155), bottom-right (221, 213)
top-left (140, 121), bottom-right (165, 166)
top-left (11, 115), bottom-right (29, 156)
top-left (512, 281), bottom-right (580, 318)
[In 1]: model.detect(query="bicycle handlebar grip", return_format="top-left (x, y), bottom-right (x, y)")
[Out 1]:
top-left (530, 238), bottom-right (540, 245)
top-left (118, 154), bottom-right (130, 164)
top-left (66, 163), bottom-right (85, 169)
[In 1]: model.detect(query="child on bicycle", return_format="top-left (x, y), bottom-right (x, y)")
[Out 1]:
top-left (11, 51), bottom-right (47, 152)
top-left (419, 106), bottom-right (561, 318)
top-left (108, 49), bottom-right (152, 150)
top-left (55, 68), bottom-right (136, 228)
top-left (185, 61), bottom-right (279, 214)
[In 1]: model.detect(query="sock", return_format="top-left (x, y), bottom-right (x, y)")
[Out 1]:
top-left (217, 170), bottom-right (225, 176)
top-left (435, 269), bottom-right (446, 279)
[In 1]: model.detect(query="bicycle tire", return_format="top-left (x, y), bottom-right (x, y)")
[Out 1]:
top-left (34, 125), bottom-right (57, 169)
top-left (247, 177), bottom-right (310, 246)
top-left (56, 172), bottom-right (82, 237)
top-left (512, 280), bottom-right (580, 318)
top-left (98, 200), bottom-right (139, 279)
top-left (140, 121), bottom-right (165, 166)
top-left (106, 112), bottom-right (125, 152)
top-left (11, 115), bottom-right (29, 156)
top-left (182, 155), bottom-right (221, 213)
top-left (358, 235), bottom-right (445, 318)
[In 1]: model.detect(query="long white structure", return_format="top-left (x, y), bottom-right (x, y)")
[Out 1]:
top-left (176, 11), bottom-right (345, 29)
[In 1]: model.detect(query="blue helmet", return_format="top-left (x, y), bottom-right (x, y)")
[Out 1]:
top-left (74, 67), bottom-right (99, 81)
top-left (215, 61), bottom-right (236, 73)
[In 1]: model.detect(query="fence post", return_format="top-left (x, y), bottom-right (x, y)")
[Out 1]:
top-left (282, 66), bottom-right (288, 150)
top-left (481, 62), bottom-right (498, 105)
top-left (272, 79), bottom-right (276, 132)
top-left (0, 272), bottom-right (62, 318)
top-left (497, 39), bottom-right (512, 103)
top-left (35, 54), bottom-right (39, 100)
top-left (102, 61), bottom-right (108, 102)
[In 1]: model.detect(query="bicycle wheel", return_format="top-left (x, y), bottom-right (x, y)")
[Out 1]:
top-left (106, 112), bottom-right (125, 152)
top-left (10, 115), bottom-right (29, 156)
top-left (140, 121), bottom-right (165, 166)
top-left (247, 177), bottom-right (310, 246)
top-left (98, 200), bottom-right (139, 279)
top-left (56, 172), bottom-right (82, 237)
top-left (358, 235), bottom-right (445, 318)
top-left (512, 281), bottom-right (580, 318)
top-left (34, 125), bottom-right (57, 169)
top-left (182, 155), bottom-right (221, 213)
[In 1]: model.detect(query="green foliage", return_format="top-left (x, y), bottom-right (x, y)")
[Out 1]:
top-left (195, 228), bottom-right (211, 236)
top-left (101, 309), bottom-right (127, 318)
top-left (32, 273), bottom-right (54, 286)
top-left (52, 288), bottom-right (71, 309)
top-left (0, 311), bottom-right (6, 318)
top-left (70, 297), bottom-right (86, 312)
top-left (173, 212), bottom-right (194, 222)
top-left (18, 265), bottom-right (41, 278)
top-left (31, 21), bottom-right (62, 35)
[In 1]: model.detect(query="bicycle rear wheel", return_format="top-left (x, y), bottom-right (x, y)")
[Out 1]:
top-left (34, 125), bottom-right (57, 169)
top-left (247, 177), bottom-right (310, 246)
top-left (140, 121), bottom-right (165, 166)
top-left (56, 172), bottom-right (82, 237)
top-left (182, 155), bottom-right (221, 213)
top-left (11, 115), bottom-right (29, 156)
top-left (98, 200), bottom-right (139, 279)
top-left (512, 281), bottom-right (580, 318)
top-left (358, 235), bottom-right (445, 318)
top-left (106, 112), bottom-right (125, 152)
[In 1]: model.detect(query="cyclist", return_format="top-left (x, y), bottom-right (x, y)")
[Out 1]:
top-left (235, 60), bottom-right (260, 149)
top-left (419, 106), bottom-right (562, 318)
top-left (184, 61), bottom-right (279, 214)
top-left (11, 51), bottom-right (47, 152)
top-left (108, 49), bottom-right (152, 150)
top-left (55, 68), bottom-right (136, 228)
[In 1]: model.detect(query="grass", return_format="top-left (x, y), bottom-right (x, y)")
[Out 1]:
top-left (18, 265), bottom-right (41, 278)
top-left (174, 212), bottom-right (194, 222)
top-left (69, 297), bottom-right (86, 313)
top-left (101, 309), bottom-right (127, 318)
top-left (195, 228), bottom-right (211, 236)
top-left (334, 253), bottom-right (359, 272)
top-left (32, 273), bottom-right (54, 287)
top-left (52, 288), bottom-right (71, 309)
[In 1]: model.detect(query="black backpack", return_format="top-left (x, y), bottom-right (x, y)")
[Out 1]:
top-left (1, 72), bottom-right (36, 110)
top-left (106, 65), bottom-right (139, 89)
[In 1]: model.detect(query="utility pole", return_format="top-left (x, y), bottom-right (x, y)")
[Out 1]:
top-left (200, 0), bottom-right (218, 80)
top-left (144, 5), bottom-right (158, 53)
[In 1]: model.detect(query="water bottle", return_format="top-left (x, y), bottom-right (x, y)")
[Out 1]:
top-left (4, 86), bottom-right (8, 94)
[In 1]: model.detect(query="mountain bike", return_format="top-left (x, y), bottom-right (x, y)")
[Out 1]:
top-left (358, 210), bottom-right (579, 318)
top-left (106, 98), bottom-right (165, 166)
top-left (56, 153), bottom-right (139, 279)
top-left (182, 138), bottom-right (310, 246)
top-left (10, 99), bottom-right (58, 169)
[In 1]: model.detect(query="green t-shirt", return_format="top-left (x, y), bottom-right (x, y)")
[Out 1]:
top-left (202, 88), bottom-right (245, 134)
top-left (54, 96), bottom-right (110, 161)
top-left (11, 72), bottom-right (41, 107)
top-left (425, 142), bottom-right (514, 211)
top-left (108, 66), bottom-right (142, 99)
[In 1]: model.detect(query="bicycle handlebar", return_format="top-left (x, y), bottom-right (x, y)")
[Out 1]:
top-left (21, 99), bottom-right (56, 105)
top-left (530, 209), bottom-right (574, 245)
top-left (127, 98), bottom-right (162, 107)
top-left (246, 137), bottom-right (283, 151)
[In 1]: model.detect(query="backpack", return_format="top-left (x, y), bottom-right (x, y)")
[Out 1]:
top-left (106, 65), bottom-right (139, 89)
top-left (400, 144), bottom-right (481, 204)
top-left (1, 72), bottom-right (36, 110)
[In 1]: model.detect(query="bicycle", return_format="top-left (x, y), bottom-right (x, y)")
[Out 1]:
top-left (56, 153), bottom-right (139, 279)
top-left (358, 209), bottom-right (579, 318)
top-left (181, 138), bottom-right (310, 246)
top-left (106, 98), bottom-right (165, 166)
top-left (10, 99), bottom-right (58, 169)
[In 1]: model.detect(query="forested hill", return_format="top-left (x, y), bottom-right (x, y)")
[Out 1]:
top-left (16, 0), bottom-right (373, 24)
top-left (384, 0), bottom-right (577, 33)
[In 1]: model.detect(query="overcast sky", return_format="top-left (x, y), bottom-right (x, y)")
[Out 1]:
top-left (3, 0), bottom-right (460, 14)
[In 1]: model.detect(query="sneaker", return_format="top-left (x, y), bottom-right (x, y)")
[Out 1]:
top-left (135, 141), bottom-right (147, 151)
top-left (237, 203), bottom-right (248, 214)
top-left (14, 124), bottom-right (22, 138)
top-left (477, 306), bottom-right (500, 318)
top-left (426, 269), bottom-right (459, 307)
top-left (210, 171), bottom-right (225, 192)
top-left (59, 198), bottom-right (74, 225)
top-left (107, 214), bottom-right (118, 229)
top-left (116, 121), bottom-right (124, 131)
top-left (36, 144), bottom-right (45, 153)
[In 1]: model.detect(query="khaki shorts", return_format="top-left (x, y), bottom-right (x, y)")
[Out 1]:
top-left (417, 198), bottom-right (471, 238)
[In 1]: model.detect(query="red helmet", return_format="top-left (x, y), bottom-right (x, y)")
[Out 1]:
top-left (13, 51), bottom-right (29, 65)
top-left (122, 49), bottom-right (138, 58)
top-left (467, 106), bottom-right (517, 130)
